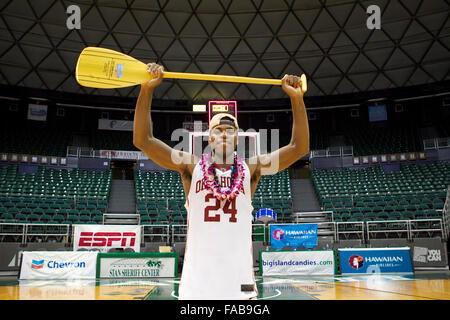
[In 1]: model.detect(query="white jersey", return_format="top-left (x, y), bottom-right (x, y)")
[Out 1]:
top-left (178, 159), bottom-right (257, 300)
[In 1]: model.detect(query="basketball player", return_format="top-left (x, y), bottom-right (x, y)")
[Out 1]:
top-left (133, 63), bottom-right (309, 300)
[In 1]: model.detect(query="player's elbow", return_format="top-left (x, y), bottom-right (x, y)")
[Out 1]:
top-left (133, 136), bottom-right (143, 149)
top-left (292, 141), bottom-right (309, 159)
top-left (301, 142), bottom-right (310, 157)
top-left (133, 135), bottom-right (148, 151)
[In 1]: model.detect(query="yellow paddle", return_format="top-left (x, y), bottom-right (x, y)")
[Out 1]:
top-left (75, 47), bottom-right (307, 92)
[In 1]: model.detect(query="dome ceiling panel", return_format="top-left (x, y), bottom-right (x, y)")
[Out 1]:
top-left (0, 0), bottom-right (447, 101)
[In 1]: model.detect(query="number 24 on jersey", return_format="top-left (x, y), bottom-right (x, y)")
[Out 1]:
top-left (204, 194), bottom-right (237, 223)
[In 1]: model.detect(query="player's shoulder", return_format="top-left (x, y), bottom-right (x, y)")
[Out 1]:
top-left (180, 154), bottom-right (201, 176)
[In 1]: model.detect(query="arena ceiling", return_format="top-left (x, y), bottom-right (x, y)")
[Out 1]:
top-left (0, 0), bottom-right (448, 102)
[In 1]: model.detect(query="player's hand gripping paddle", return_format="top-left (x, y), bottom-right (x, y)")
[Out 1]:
top-left (75, 47), bottom-right (307, 92)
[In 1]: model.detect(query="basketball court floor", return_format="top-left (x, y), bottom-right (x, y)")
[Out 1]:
top-left (0, 272), bottom-right (448, 300)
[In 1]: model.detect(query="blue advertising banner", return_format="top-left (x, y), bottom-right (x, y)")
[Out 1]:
top-left (338, 247), bottom-right (414, 275)
top-left (270, 224), bottom-right (318, 249)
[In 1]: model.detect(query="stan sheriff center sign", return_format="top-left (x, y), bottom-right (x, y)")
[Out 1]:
top-left (270, 224), bottom-right (318, 249)
top-left (109, 258), bottom-right (161, 278)
top-left (97, 253), bottom-right (178, 278)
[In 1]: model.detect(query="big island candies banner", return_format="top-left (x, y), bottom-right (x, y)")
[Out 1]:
top-left (270, 224), bottom-right (318, 249)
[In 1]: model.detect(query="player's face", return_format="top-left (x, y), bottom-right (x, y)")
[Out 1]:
top-left (209, 124), bottom-right (238, 158)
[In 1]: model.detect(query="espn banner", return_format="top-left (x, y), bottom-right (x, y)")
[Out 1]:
top-left (73, 225), bottom-right (141, 253)
top-left (259, 250), bottom-right (336, 276)
top-left (97, 252), bottom-right (178, 278)
top-left (19, 251), bottom-right (98, 280)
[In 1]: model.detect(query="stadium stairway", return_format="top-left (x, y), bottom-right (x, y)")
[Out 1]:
top-left (290, 178), bottom-right (334, 242)
top-left (291, 179), bottom-right (321, 212)
top-left (107, 180), bottom-right (136, 213)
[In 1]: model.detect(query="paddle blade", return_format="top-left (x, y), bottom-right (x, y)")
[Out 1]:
top-left (75, 47), bottom-right (151, 88)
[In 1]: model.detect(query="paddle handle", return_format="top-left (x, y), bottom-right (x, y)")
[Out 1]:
top-left (162, 71), bottom-right (307, 92)
top-left (163, 71), bottom-right (282, 86)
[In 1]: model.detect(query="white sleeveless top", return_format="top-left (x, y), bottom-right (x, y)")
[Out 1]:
top-left (178, 158), bottom-right (258, 300)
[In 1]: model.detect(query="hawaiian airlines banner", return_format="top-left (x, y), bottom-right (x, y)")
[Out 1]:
top-left (338, 247), bottom-right (413, 275)
top-left (73, 225), bottom-right (141, 253)
top-left (19, 251), bottom-right (98, 280)
top-left (270, 224), bottom-right (318, 249)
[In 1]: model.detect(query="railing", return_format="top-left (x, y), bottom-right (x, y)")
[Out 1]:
top-left (171, 224), bottom-right (187, 244)
top-left (0, 223), bottom-right (71, 245)
top-left (66, 146), bottom-right (149, 160)
top-left (423, 137), bottom-right (450, 150)
top-left (310, 146), bottom-right (353, 158)
top-left (316, 189), bottom-right (448, 208)
top-left (443, 186), bottom-right (450, 241)
top-left (0, 192), bottom-right (109, 201)
top-left (336, 221), bottom-right (365, 241)
top-left (141, 224), bottom-right (171, 244)
top-left (0, 219), bottom-right (445, 246)
top-left (366, 219), bottom-right (444, 240)
top-left (67, 146), bottom-right (95, 158)
top-left (170, 224), bottom-right (268, 244)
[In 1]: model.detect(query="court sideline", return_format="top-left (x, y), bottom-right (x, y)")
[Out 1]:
top-left (0, 272), bottom-right (448, 300)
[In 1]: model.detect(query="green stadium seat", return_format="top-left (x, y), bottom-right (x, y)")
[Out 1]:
top-left (67, 215), bottom-right (79, 223)
top-left (390, 211), bottom-right (403, 220)
top-left (156, 216), bottom-right (169, 224)
top-left (376, 212), bottom-right (389, 220)
top-left (352, 213), bottom-right (364, 221)
top-left (92, 215), bottom-right (103, 224)
top-left (33, 208), bottom-right (45, 215)
top-left (0, 212), bottom-right (14, 221)
top-left (426, 209), bottom-right (441, 218)
top-left (140, 215), bottom-right (151, 224)
top-left (172, 216), bottom-right (185, 223)
top-left (52, 214), bottom-right (65, 223)
top-left (39, 214), bottom-right (52, 223)
top-left (79, 215), bottom-right (91, 223)
top-left (27, 213), bottom-right (40, 223)
top-left (432, 199), bottom-right (444, 209)
top-left (402, 210), bottom-right (415, 219)
top-left (365, 212), bottom-right (377, 221)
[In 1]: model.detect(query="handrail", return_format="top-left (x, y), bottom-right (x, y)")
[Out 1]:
top-left (366, 218), bottom-right (444, 240)
top-left (0, 223), bottom-right (70, 245)
top-left (0, 219), bottom-right (445, 246)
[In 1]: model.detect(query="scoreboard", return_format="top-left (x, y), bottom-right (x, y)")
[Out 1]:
top-left (208, 100), bottom-right (237, 124)
top-left (191, 100), bottom-right (260, 159)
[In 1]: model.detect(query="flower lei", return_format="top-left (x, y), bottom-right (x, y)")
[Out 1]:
top-left (200, 152), bottom-right (245, 202)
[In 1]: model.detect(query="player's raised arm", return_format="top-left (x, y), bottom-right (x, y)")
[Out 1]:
top-left (249, 74), bottom-right (310, 176)
top-left (133, 63), bottom-right (196, 174)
